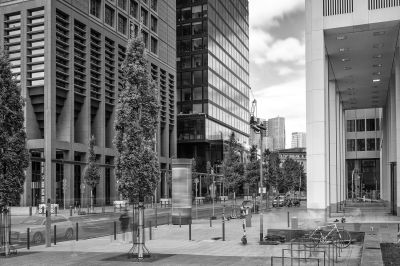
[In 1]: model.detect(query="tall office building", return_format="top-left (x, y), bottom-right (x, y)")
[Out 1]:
top-left (176, 0), bottom-right (250, 170)
top-left (291, 132), bottom-right (306, 148)
top-left (0, 0), bottom-right (176, 207)
top-left (268, 116), bottom-right (285, 150)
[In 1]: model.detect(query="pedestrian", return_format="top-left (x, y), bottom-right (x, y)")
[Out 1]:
top-left (119, 210), bottom-right (129, 243)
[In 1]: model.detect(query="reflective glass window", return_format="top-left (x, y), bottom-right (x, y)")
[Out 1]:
top-left (193, 87), bottom-right (202, 100)
top-left (367, 138), bottom-right (375, 151)
top-left (366, 119), bottom-right (375, 131)
top-left (193, 70), bottom-right (202, 84)
top-left (192, 54), bottom-right (202, 68)
top-left (357, 139), bottom-right (365, 151)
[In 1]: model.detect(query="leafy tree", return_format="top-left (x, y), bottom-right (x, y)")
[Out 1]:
top-left (114, 36), bottom-right (160, 204)
top-left (83, 135), bottom-right (100, 212)
top-left (245, 145), bottom-right (259, 194)
top-left (264, 150), bottom-right (283, 194)
top-left (0, 50), bottom-right (29, 209)
top-left (222, 132), bottom-right (244, 195)
top-left (281, 157), bottom-right (300, 192)
top-left (0, 49), bottom-right (29, 255)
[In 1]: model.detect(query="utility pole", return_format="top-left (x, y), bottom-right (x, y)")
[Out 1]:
top-left (259, 130), bottom-right (264, 242)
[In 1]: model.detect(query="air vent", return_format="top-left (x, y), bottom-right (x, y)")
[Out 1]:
top-left (369, 0), bottom-right (400, 10)
top-left (323, 0), bottom-right (354, 16)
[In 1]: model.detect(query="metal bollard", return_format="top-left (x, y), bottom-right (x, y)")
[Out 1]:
top-left (55, 206), bottom-right (58, 216)
top-left (54, 225), bottom-right (56, 245)
top-left (179, 212), bottom-right (182, 228)
top-left (222, 218), bottom-right (225, 241)
top-left (189, 220), bottom-right (192, 240)
top-left (42, 206), bottom-right (45, 216)
top-left (76, 222), bottom-right (78, 241)
top-left (155, 207), bottom-right (158, 228)
top-left (27, 228), bottom-right (30, 250)
top-left (287, 212), bottom-right (290, 228)
top-left (114, 221), bottom-right (117, 240)
top-left (210, 217), bottom-right (212, 227)
top-left (149, 221), bottom-right (152, 240)
top-left (70, 207), bottom-right (72, 217)
top-left (29, 206), bottom-right (32, 216)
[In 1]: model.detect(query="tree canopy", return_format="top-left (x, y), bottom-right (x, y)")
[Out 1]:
top-left (83, 135), bottom-right (100, 189)
top-left (0, 49), bottom-right (29, 210)
top-left (114, 36), bottom-right (160, 203)
top-left (222, 132), bottom-right (244, 194)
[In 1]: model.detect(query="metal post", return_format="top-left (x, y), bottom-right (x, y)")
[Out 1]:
top-left (260, 212), bottom-right (263, 242)
top-left (70, 207), bottom-right (72, 217)
top-left (259, 131), bottom-right (264, 241)
top-left (222, 218), bottom-right (225, 241)
top-left (54, 225), bottom-right (56, 245)
top-left (149, 221), bottom-right (152, 240)
top-left (189, 220), bottom-right (192, 240)
top-left (210, 217), bottom-right (212, 227)
top-left (179, 212), bottom-right (181, 227)
top-left (288, 212), bottom-right (290, 228)
top-left (27, 228), bottom-right (30, 250)
top-left (45, 198), bottom-right (51, 247)
top-left (29, 206), bottom-right (32, 216)
top-left (167, 213), bottom-right (169, 225)
top-left (55, 206), bottom-right (57, 216)
top-left (75, 222), bottom-right (78, 241)
top-left (114, 221), bottom-right (116, 240)
top-left (155, 206), bottom-right (158, 228)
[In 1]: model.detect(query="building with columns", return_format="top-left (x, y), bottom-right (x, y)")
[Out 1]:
top-left (306, 0), bottom-right (400, 215)
top-left (0, 0), bottom-right (176, 207)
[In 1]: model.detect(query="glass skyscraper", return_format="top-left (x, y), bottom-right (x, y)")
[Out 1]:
top-left (176, 0), bottom-right (250, 170)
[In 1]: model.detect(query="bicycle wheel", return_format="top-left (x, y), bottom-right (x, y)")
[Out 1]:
top-left (303, 230), bottom-right (322, 248)
top-left (332, 229), bottom-right (351, 248)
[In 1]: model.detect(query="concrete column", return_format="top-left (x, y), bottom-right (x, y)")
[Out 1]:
top-left (44, 0), bottom-right (56, 203)
top-left (306, 0), bottom-right (327, 210)
top-left (395, 48), bottom-right (400, 215)
top-left (328, 81), bottom-right (338, 213)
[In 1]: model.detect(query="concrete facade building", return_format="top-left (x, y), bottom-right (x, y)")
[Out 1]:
top-left (0, 0), bottom-right (176, 207)
top-left (176, 0), bottom-right (250, 170)
top-left (291, 132), bottom-right (306, 148)
top-left (306, 0), bottom-right (400, 215)
top-left (267, 116), bottom-right (285, 151)
top-left (278, 147), bottom-right (307, 172)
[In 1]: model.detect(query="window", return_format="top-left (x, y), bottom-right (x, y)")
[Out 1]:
top-left (366, 119), bottom-right (375, 131)
top-left (357, 139), bottom-right (365, 151)
top-left (182, 88), bottom-right (191, 101)
top-left (130, 22), bottom-right (138, 38)
top-left (141, 8), bottom-right (148, 26)
top-left (180, 40), bottom-right (191, 52)
top-left (376, 138), bottom-right (381, 150)
top-left (180, 7), bottom-right (191, 21)
top-left (193, 70), bottom-right (202, 84)
top-left (182, 24), bottom-right (191, 36)
top-left (192, 54), bottom-right (202, 68)
top-left (150, 37), bottom-right (157, 54)
top-left (181, 56), bottom-right (191, 69)
top-left (192, 5), bottom-right (202, 18)
top-left (192, 22), bottom-right (202, 35)
top-left (367, 138), bottom-right (376, 151)
top-left (150, 0), bottom-right (157, 11)
top-left (376, 118), bottom-right (380, 130)
top-left (192, 38), bottom-right (202, 51)
top-left (347, 139), bottom-right (354, 152)
top-left (118, 14), bottom-right (127, 34)
top-left (193, 103), bottom-right (202, 113)
top-left (150, 16), bottom-right (157, 32)
top-left (356, 119), bottom-right (365, 132)
top-left (142, 30), bottom-right (148, 48)
top-left (118, 0), bottom-right (127, 10)
top-left (90, 0), bottom-right (101, 18)
top-left (346, 120), bottom-right (355, 132)
top-left (130, 0), bottom-right (138, 18)
top-left (105, 5), bottom-right (115, 27)
top-left (203, 4), bottom-right (207, 17)
top-left (182, 72), bottom-right (191, 86)
top-left (193, 87), bottom-right (202, 100)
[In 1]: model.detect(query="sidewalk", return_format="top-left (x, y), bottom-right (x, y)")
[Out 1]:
top-left (1, 212), bottom-right (363, 266)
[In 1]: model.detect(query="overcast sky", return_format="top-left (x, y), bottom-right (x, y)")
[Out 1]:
top-left (249, 0), bottom-right (305, 148)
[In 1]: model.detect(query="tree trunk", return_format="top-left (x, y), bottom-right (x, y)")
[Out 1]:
top-left (138, 202), bottom-right (144, 260)
top-left (90, 189), bottom-right (94, 213)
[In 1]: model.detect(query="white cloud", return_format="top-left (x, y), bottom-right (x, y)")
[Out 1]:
top-left (249, 30), bottom-right (305, 66)
top-left (249, 0), bottom-right (305, 29)
top-left (253, 77), bottom-right (306, 148)
top-left (277, 66), bottom-right (295, 76)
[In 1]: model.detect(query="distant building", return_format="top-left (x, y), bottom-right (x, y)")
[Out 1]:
top-left (268, 117), bottom-right (285, 150)
top-left (291, 132), bottom-right (306, 148)
top-left (278, 147), bottom-right (307, 172)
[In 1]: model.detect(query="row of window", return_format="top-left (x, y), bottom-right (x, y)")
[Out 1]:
top-left (177, 21), bottom-right (208, 37)
top-left (177, 4), bottom-right (208, 22)
top-left (347, 118), bottom-right (380, 132)
top-left (347, 138), bottom-right (381, 152)
top-left (209, 61), bottom-right (250, 111)
top-left (91, 0), bottom-right (157, 19)
top-left (177, 37), bottom-right (208, 53)
top-left (205, 118), bottom-right (248, 146)
top-left (209, 1), bottom-right (249, 65)
top-left (178, 53), bottom-right (208, 69)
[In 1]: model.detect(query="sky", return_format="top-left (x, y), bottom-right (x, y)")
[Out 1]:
top-left (248, 0), bottom-right (306, 148)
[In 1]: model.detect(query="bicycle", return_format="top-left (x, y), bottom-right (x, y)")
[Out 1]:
top-left (303, 223), bottom-right (351, 249)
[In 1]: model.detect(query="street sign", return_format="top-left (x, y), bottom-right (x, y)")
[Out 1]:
top-left (194, 178), bottom-right (199, 184)
top-left (258, 187), bottom-right (266, 193)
